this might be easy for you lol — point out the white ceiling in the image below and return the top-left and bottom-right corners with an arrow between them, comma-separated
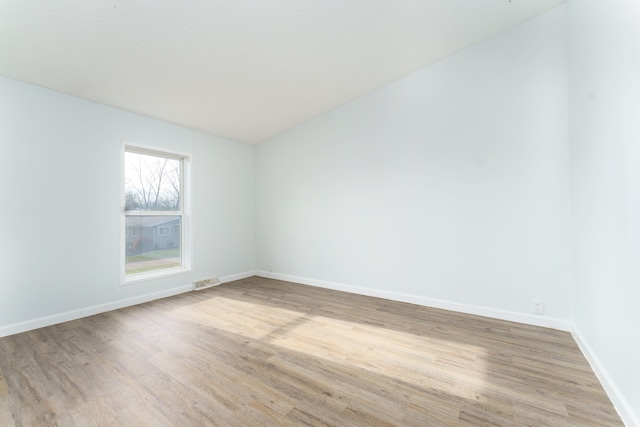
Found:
0,0 -> 564,144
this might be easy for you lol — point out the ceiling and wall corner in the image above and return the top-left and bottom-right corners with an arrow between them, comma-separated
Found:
0,0 -> 564,144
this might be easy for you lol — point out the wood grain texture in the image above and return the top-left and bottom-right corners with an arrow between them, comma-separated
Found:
0,277 -> 623,426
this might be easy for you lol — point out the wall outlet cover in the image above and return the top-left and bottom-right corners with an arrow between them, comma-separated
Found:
532,300 -> 545,315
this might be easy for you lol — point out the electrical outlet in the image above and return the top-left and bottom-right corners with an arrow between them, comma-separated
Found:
269,264 -> 273,272
532,300 -> 545,315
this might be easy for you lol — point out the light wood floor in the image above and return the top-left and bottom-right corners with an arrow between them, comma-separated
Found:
0,276 -> 623,426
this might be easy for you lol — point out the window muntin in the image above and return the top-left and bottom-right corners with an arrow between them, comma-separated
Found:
124,147 -> 188,281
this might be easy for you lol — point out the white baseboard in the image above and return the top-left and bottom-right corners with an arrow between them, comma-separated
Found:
572,325 -> 639,427
0,270 -> 257,339
220,270 -> 257,283
0,284 -> 192,338
256,271 -> 572,331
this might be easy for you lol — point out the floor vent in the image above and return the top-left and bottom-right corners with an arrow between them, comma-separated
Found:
193,277 -> 221,291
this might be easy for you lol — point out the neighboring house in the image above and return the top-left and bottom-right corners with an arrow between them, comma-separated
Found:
125,217 -> 180,254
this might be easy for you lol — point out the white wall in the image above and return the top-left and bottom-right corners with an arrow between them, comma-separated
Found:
568,0 -> 640,424
0,4 -> 636,422
0,76 -> 255,331
256,7 -> 571,324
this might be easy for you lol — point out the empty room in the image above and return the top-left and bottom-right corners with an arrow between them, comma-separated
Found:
0,0 -> 638,426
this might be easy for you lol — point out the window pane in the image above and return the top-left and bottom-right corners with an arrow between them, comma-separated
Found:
125,152 -> 180,211
125,216 -> 181,275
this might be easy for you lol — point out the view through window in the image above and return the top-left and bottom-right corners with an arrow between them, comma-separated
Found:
124,148 -> 186,278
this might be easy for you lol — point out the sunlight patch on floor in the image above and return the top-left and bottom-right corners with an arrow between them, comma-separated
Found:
171,296 -> 309,340
265,313 -> 490,401
171,296 -> 490,401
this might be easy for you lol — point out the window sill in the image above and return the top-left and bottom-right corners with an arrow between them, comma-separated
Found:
123,267 -> 192,285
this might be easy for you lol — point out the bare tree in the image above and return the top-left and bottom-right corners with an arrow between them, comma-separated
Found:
125,154 -> 180,211
158,161 -> 180,210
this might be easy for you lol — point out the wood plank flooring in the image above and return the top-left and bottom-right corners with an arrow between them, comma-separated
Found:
0,276 -> 623,426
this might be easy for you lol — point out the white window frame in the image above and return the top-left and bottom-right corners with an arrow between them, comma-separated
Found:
121,142 -> 191,284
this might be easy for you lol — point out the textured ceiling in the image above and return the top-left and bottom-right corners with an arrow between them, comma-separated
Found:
0,0 -> 564,144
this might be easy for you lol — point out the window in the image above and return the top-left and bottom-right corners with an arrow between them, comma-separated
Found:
123,145 -> 189,281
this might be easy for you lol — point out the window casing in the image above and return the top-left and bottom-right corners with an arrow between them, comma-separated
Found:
123,144 -> 190,283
